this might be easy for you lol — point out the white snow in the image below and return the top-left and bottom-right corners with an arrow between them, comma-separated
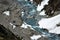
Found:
21,11 -> 24,17
21,22 -> 34,30
30,35 -> 41,40
10,23 -> 16,29
3,11 -> 10,16
37,0 -> 49,11
39,10 -> 46,15
21,22 -> 30,28
37,0 -> 49,16
38,14 -> 60,34
30,0 -> 33,3
49,27 -> 60,34
51,11 -> 54,13
30,0 -> 33,2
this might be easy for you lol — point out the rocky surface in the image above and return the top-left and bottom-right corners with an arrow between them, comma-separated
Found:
0,0 -> 42,40
33,0 -> 60,17
0,24 -> 21,40
0,0 -> 23,27
0,0 -> 60,40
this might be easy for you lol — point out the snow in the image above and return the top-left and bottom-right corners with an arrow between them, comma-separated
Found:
10,23 -> 16,29
30,0 -> 33,3
49,27 -> 60,34
30,35 -> 41,40
3,11 -> 10,16
30,0 -> 33,2
51,11 -> 54,13
38,14 -> 60,34
37,0 -> 49,11
21,11 -> 24,17
39,10 -> 46,15
37,0 -> 49,16
21,22 -> 34,30
21,22 -> 30,28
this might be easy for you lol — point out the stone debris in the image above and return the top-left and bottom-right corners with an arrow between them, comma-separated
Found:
0,0 -> 60,40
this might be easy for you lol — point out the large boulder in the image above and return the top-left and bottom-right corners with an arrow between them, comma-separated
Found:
0,0 -> 23,29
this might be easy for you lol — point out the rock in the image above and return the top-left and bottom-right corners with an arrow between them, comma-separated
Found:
0,0 -> 23,39
0,24 -> 21,40
0,0 -> 23,26
43,0 -> 60,17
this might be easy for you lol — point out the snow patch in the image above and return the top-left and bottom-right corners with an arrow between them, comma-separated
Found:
30,35 -> 41,40
21,11 -> 24,17
3,11 -> 10,16
38,14 -> 60,34
39,10 -> 46,15
49,27 -> 60,34
37,0 -> 49,11
21,22 -> 34,30
10,23 -> 16,29
30,0 -> 33,2
30,0 -> 33,3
